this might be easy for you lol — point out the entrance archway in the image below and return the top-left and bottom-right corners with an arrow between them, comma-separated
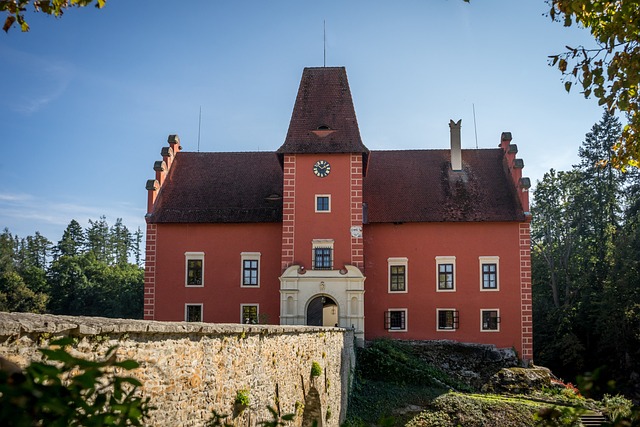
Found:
306,295 -> 338,327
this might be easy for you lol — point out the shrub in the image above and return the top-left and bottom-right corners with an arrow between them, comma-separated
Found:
310,361 -> 322,378
235,389 -> 250,407
0,337 -> 151,426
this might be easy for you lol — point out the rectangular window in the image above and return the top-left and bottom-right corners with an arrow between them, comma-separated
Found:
387,257 -> 408,293
390,266 -> 406,291
438,263 -> 454,290
312,239 -> 334,270
481,310 -> 500,331
313,248 -> 332,270
185,304 -> 202,322
240,252 -> 261,287
241,304 -> 259,324
436,256 -> 456,292
384,309 -> 407,332
437,309 -> 459,331
479,257 -> 500,291
185,252 -> 204,287
315,195 -> 331,212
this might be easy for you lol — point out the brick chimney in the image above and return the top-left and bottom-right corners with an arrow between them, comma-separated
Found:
449,119 -> 462,171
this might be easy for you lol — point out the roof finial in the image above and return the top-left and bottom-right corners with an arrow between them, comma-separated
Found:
323,20 -> 326,67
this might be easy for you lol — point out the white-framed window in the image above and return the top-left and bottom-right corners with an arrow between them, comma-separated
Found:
185,303 -> 203,322
312,239 -> 334,270
388,257 -> 408,293
436,256 -> 456,292
241,252 -> 261,287
436,308 -> 459,331
241,304 -> 259,324
479,256 -> 500,291
185,252 -> 205,287
384,309 -> 407,332
315,194 -> 331,212
481,309 -> 500,332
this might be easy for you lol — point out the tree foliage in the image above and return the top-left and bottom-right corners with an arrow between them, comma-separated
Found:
1,0 -> 105,32
0,217 -> 143,319
532,111 -> 640,397
0,337 -> 151,426
547,0 -> 640,167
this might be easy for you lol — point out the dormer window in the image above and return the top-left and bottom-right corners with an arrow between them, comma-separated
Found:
311,125 -> 336,138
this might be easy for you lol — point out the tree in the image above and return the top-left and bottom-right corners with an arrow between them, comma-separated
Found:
0,0 -> 105,33
0,270 -> 48,313
86,216 -> 111,264
110,218 -> 131,266
56,220 -> 86,258
547,0 -> 640,167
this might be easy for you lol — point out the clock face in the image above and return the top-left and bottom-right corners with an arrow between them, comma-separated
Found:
313,160 -> 331,177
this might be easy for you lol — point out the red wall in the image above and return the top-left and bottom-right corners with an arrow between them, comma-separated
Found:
153,222 -> 282,323
363,221 -> 523,354
290,154 -> 354,269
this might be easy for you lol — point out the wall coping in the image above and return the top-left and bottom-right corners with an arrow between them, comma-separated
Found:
0,312 -> 346,338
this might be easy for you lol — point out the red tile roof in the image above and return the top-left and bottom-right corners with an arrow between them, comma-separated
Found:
147,152 -> 283,223
363,149 -> 524,223
148,148 -> 524,224
277,67 -> 369,156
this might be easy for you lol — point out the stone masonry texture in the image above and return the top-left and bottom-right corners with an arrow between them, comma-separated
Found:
0,313 -> 355,427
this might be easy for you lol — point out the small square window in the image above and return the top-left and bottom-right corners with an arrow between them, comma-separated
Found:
481,310 -> 500,331
241,304 -> 259,324
437,309 -> 459,331
384,309 -> 407,331
313,248 -> 332,270
315,195 -> 331,212
185,304 -> 202,322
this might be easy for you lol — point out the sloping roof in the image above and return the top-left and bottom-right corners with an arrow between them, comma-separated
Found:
277,67 -> 369,155
147,152 -> 283,223
148,148 -> 523,224
363,149 -> 525,223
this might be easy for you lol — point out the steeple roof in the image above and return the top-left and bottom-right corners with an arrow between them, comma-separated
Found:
277,67 -> 369,155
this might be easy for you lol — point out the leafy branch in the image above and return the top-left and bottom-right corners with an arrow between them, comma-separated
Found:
0,0 -> 105,32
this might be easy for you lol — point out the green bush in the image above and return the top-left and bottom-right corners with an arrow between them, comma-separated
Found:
0,337 -> 151,426
235,389 -> 250,407
310,361 -> 322,378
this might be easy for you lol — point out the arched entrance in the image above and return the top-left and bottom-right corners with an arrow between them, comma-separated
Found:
306,295 -> 338,327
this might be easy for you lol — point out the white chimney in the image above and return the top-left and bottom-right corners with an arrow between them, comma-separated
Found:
449,119 -> 462,171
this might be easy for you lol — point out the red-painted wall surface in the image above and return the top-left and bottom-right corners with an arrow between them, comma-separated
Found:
363,221 -> 524,354
288,153 -> 356,269
152,222 -> 282,323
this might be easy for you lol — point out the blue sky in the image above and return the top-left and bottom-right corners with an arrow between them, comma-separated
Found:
0,1 -> 605,242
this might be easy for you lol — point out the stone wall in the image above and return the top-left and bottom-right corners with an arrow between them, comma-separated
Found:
0,313 -> 355,427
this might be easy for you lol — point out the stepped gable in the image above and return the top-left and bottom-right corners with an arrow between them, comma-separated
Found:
147,151 -> 283,223
277,67 -> 369,157
363,149 -> 524,223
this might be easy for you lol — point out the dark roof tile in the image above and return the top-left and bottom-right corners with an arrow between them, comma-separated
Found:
148,152 -> 283,223
277,67 -> 369,155
363,149 -> 524,223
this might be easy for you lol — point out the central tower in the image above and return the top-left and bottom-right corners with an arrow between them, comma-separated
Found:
277,67 -> 368,342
